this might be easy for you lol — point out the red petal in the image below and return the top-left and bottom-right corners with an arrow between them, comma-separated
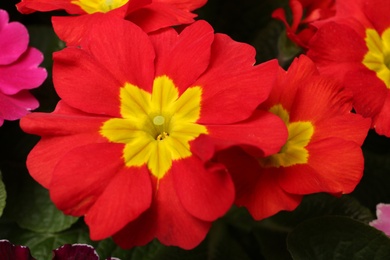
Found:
362,0 -> 390,34
289,74 -> 353,123
206,110 -> 288,157
151,20 -> 214,93
53,48 -> 122,116
127,2 -> 197,33
20,102 -> 106,187
196,35 -> 278,124
156,0 -> 206,11
49,143 -> 126,216
345,67 -> 387,120
113,173 -> 211,249
85,165 -> 152,240
278,138 -> 364,194
313,114 -> 371,145
217,147 -> 302,220
261,55 -> 319,111
172,156 -> 234,221
374,92 -> 390,137
16,0 -> 84,14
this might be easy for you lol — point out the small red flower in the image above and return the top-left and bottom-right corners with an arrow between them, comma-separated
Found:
216,55 -> 370,220
307,0 -> 390,137
16,0 -> 206,37
20,17 -> 287,249
272,0 -> 335,48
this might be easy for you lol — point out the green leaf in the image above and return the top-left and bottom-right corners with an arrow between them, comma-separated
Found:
271,193 -> 374,230
0,172 -> 7,217
287,216 -> 390,260
5,175 -> 78,233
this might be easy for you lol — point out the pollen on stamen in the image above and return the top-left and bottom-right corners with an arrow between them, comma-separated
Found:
153,115 -> 165,126
156,132 -> 169,141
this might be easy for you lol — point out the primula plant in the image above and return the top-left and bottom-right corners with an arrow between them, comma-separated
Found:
2,0 -> 390,259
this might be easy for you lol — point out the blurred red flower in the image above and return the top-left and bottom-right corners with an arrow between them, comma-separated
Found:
272,0 -> 335,48
16,0 -> 206,42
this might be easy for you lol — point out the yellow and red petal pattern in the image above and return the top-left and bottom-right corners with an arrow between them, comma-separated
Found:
307,12 -> 390,136
278,138 -> 364,195
22,17 -> 287,248
50,143 -> 152,238
217,55 -> 369,220
53,21 -> 155,116
113,172 -> 211,249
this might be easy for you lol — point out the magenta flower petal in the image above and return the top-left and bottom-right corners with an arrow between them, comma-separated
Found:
0,9 -> 46,125
0,90 -> 39,126
370,203 -> 390,236
0,10 -> 29,65
0,240 -> 35,260
0,47 -> 47,95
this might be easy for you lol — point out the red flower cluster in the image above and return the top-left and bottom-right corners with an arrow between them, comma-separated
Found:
18,0 -> 372,250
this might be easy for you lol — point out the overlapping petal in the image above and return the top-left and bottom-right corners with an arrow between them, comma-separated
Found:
22,17 -> 287,249
218,56 -> 369,221
307,2 -> 390,136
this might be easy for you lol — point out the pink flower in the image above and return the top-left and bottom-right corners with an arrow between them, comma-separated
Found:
370,203 -> 390,236
0,9 -> 47,126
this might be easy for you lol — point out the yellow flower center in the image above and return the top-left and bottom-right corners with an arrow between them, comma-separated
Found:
259,104 -> 314,168
363,28 -> 390,88
100,75 -> 208,179
71,0 -> 128,13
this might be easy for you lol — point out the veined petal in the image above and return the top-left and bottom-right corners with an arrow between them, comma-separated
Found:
85,165 -> 152,240
196,34 -> 278,124
216,147 -> 302,220
152,20 -> 214,93
314,114 -> 371,145
126,2 -> 197,33
79,16 -> 155,91
113,173 -> 211,249
278,138 -> 364,194
16,0 -> 84,14
53,48 -> 122,117
50,143 -> 126,216
172,156 -> 234,221
206,110 -> 288,157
